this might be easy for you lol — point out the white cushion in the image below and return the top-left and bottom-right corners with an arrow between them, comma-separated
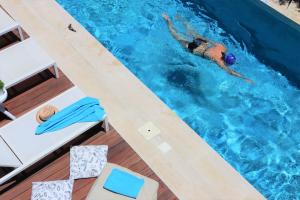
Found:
0,136 -> 21,167
0,87 -> 98,164
70,145 -> 108,180
31,179 -> 74,200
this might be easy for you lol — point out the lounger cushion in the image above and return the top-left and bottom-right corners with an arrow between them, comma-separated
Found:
103,168 -> 145,198
0,87 -> 99,165
86,163 -> 159,200
0,38 -> 56,88
31,179 -> 74,200
70,145 -> 108,180
0,136 -> 21,167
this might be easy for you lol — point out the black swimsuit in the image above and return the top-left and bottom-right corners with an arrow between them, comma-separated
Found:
188,38 -> 207,52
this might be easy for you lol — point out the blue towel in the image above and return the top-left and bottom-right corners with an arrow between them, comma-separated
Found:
35,97 -> 105,135
103,168 -> 145,199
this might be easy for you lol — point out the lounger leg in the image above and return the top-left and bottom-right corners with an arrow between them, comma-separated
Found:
0,169 -> 18,185
103,117 -> 109,132
17,26 -> 24,41
0,176 -> 7,185
3,110 -> 16,120
53,64 -> 60,79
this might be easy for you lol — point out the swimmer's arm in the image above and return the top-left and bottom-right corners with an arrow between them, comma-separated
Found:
216,60 -> 254,84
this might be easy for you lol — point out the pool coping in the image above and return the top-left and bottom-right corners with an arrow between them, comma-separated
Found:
261,0 -> 300,25
0,0 -> 265,199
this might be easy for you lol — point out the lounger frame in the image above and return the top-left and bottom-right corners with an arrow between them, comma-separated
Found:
0,87 -> 109,185
0,38 -> 59,89
0,8 -> 24,41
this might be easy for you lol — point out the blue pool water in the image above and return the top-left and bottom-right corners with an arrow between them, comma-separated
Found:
57,0 -> 300,199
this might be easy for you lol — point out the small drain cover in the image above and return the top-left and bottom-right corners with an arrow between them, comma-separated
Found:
138,122 -> 160,140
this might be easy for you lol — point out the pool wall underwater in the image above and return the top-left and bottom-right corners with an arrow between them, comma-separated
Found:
182,0 -> 300,87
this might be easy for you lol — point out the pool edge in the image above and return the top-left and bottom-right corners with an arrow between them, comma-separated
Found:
261,0 -> 300,25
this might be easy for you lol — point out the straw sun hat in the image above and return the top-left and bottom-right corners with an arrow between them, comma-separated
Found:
36,105 -> 58,124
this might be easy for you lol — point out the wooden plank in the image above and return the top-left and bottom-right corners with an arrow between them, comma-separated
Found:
0,31 -> 20,50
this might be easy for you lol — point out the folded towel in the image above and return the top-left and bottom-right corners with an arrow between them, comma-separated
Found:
103,168 -> 145,199
35,97 -> 105,135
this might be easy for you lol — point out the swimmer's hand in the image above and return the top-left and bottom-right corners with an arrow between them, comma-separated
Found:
244,78 -> 255,84
162,13 -> 171,22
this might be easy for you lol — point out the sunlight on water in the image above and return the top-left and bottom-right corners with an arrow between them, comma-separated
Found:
58,0 -> 300,198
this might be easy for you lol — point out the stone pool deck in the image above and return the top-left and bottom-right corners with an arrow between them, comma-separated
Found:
0,0 -> 265,199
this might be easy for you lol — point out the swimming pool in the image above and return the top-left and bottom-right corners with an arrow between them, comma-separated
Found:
57,0 -> 300,199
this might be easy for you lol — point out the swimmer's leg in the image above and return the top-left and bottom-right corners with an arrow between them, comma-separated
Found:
176,14 -> 210,43
163,14 -> 189,48
175,15 -> 201,37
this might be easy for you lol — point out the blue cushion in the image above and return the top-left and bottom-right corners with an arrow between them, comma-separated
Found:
103,168 -> 145,199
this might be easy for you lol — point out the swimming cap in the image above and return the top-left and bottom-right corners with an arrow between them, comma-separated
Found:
224,53 -> 236,65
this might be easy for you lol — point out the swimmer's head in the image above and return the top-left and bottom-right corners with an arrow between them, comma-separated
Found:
224,53 -> 236,66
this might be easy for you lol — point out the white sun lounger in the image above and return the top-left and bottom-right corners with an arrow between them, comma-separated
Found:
0,136 -> 21,168
0,86 -> 109,185
0,8 -> 24,40
0,38 -> 59,89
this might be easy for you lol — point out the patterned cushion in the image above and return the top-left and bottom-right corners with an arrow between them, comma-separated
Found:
70,145 -> 108,180
31,179 -> 74,200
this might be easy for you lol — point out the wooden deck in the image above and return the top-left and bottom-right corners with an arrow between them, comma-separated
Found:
0,50 -> 177,199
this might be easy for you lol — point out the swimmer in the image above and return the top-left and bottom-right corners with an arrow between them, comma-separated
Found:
162,14 -> 253,84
